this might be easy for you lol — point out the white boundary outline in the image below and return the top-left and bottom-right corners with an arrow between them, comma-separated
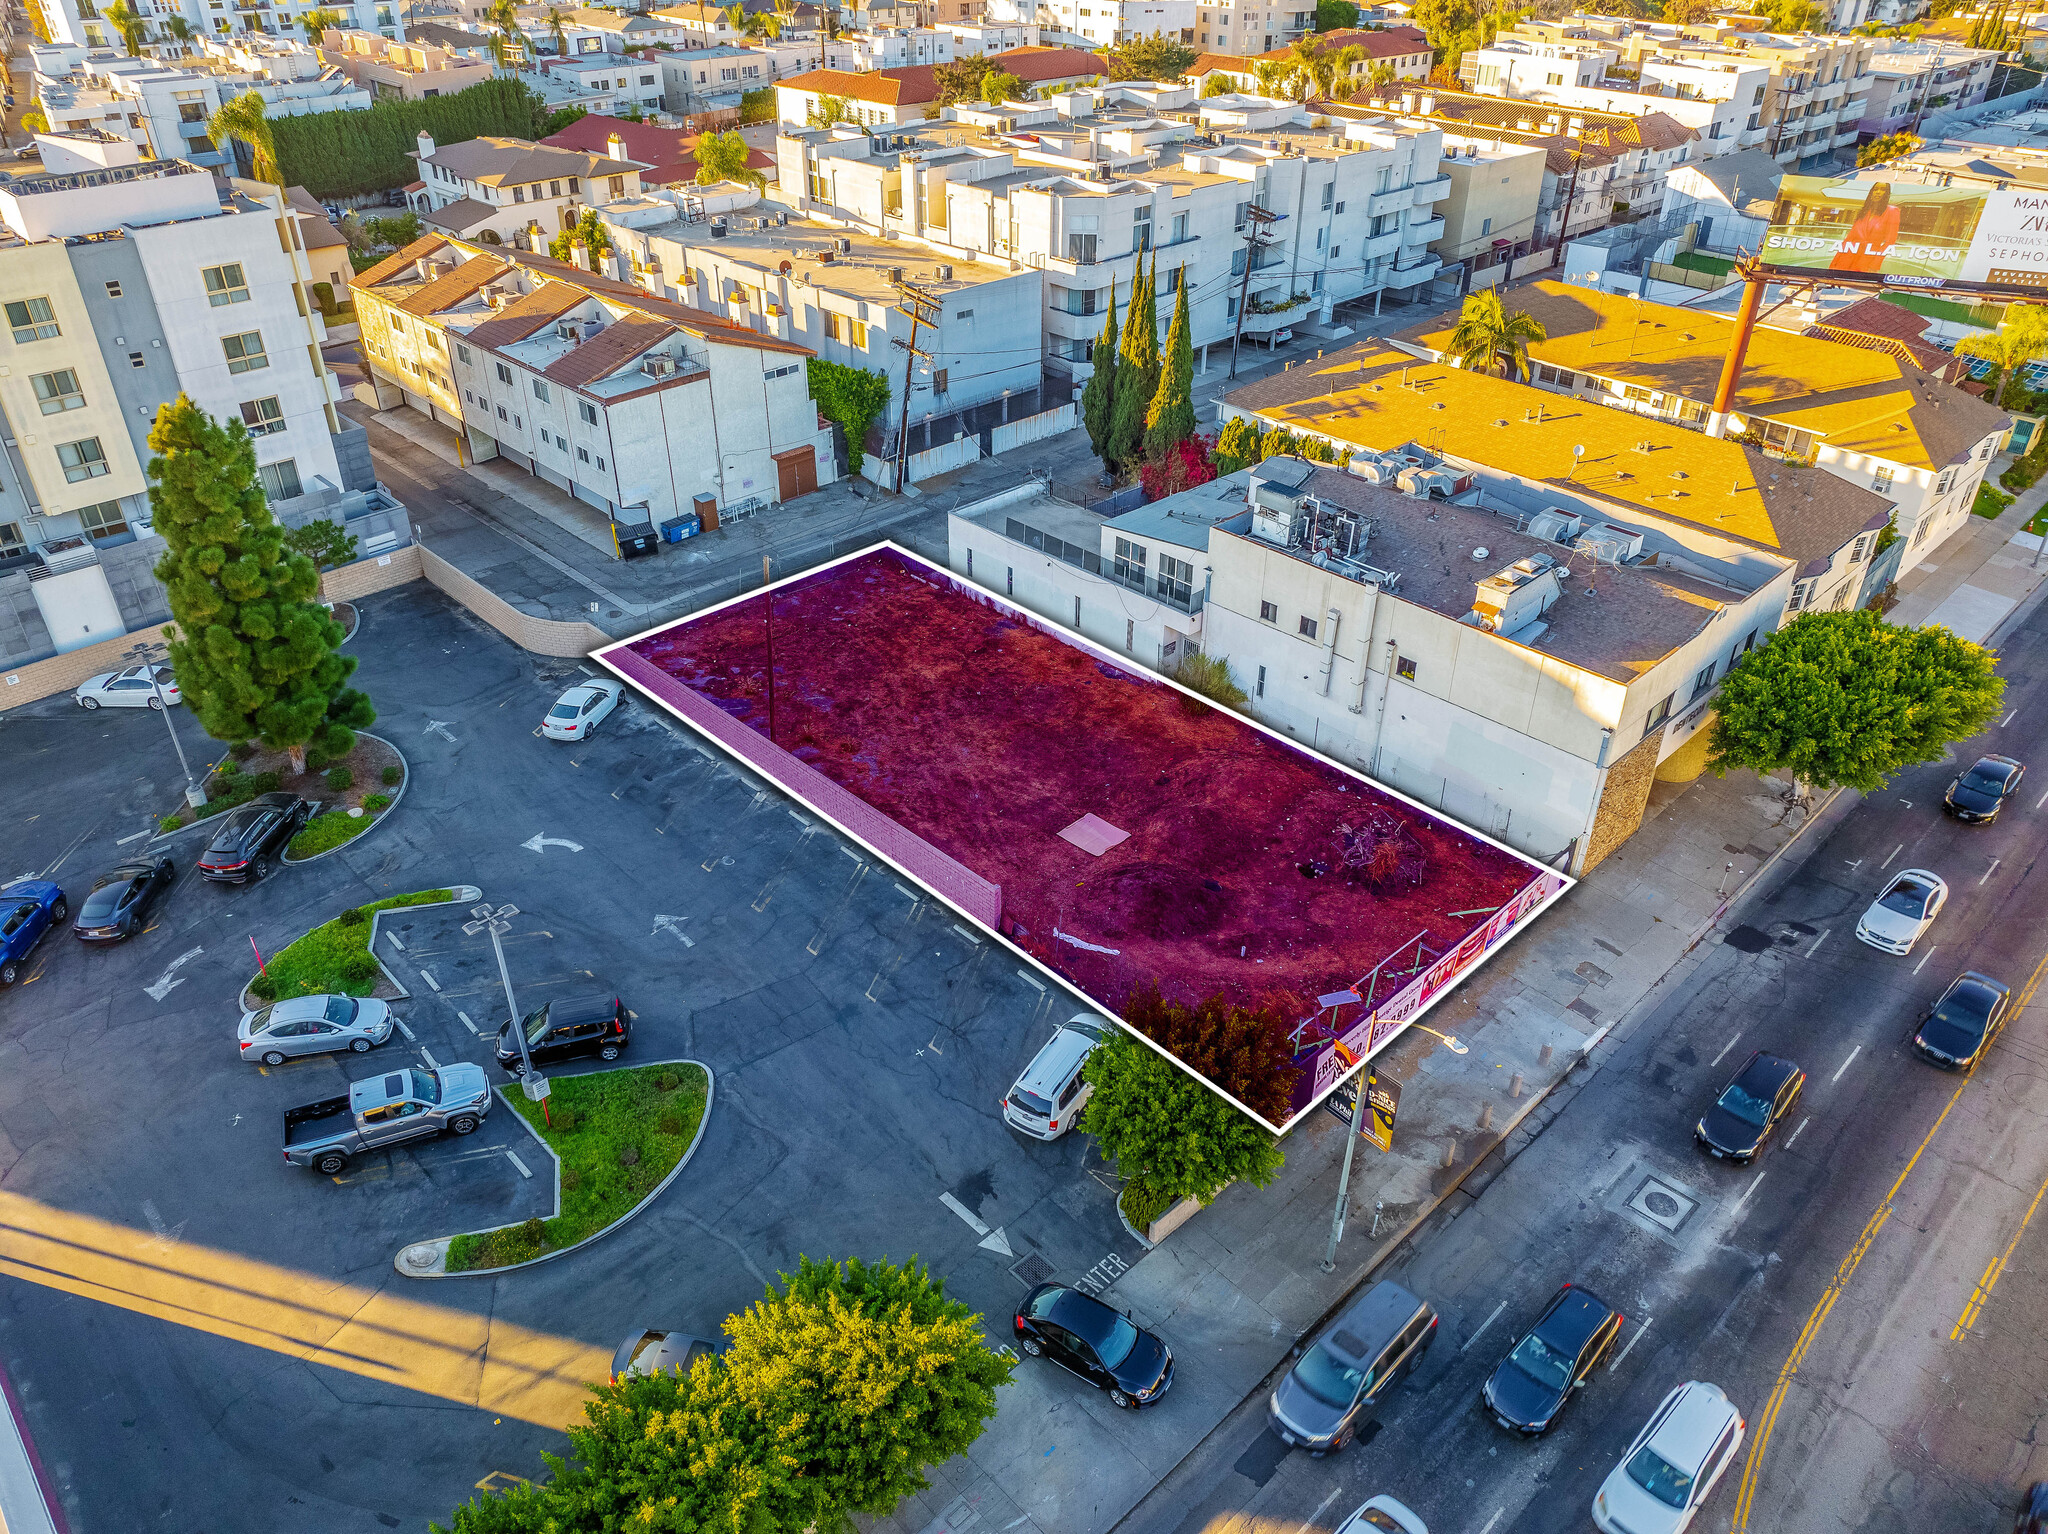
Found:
592,539 -> 1575,1136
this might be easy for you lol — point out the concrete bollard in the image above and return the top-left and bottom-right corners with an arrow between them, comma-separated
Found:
1510,1071 -> 1524,1098
1441,1138 -> 1456,1168
1539,1042 -> 1555,1067
1478,1102 -> 1494,1132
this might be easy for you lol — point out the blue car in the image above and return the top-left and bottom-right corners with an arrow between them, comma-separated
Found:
0,879 -> 67,985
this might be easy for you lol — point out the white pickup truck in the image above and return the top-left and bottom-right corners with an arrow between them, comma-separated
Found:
282,1065 -> 492,1176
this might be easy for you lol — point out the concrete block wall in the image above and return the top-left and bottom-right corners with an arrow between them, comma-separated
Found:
0,621 -> 183,708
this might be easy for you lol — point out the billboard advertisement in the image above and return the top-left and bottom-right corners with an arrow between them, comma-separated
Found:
1760,175 -> 2048,292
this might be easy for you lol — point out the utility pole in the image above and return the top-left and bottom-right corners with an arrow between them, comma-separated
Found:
1228,203 -> 1280,380
463,903 -> 549,1122
1550,132 -> 1586,254
891,275 -> 939,491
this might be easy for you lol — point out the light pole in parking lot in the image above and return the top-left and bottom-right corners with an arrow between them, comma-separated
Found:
124,639 -> 205,809
464,902 -> 548,1119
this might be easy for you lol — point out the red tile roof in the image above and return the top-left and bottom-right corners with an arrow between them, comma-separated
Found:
540,113 -> 774,185
542,311 -> 681,386
396,252 -> 510,316
349,234 -> 452,291
464,284 -> 585,348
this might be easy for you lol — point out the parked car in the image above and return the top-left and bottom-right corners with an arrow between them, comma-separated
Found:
541,678 -> 623,741
1854,869 -> 1947,955
71,857 -> 174,942
1012,1282 -> 1173,1410
1481,1283 -> 1625,1435
0,879 -> 66,985
240,993 -> 394,1065
611,1331 -> 723,1382
1593,1381 -> 1745,1534
1269,1280 -> 1437,1454
282,1065 -> 491,1175
1335,1498 -> 1428,1534
2017,1481 -> 2048,1534
1695,1052 -> 1805,1162
74,664 -> 180,710
1912,970 -> 2012,1070
1945,754 -> 2025,824
1002,1013 -> 1110,1140
493,991 -> 628,1074
197,792 -> 313,883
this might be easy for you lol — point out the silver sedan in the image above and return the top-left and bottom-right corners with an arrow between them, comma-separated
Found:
238,993 -> 394,1065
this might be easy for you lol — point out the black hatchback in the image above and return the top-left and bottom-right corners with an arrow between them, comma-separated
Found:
1913,971 -> 2012,1070
72,856 -> 174,942
1481,1283 -> 1624,1435
494,991 -> 629,1073
197,793 -> 312,883
1945,754 -> 2025,824
1014,1282 -> 1173,1410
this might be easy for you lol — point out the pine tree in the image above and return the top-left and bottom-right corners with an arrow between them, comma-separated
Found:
150,395 -> 373,774
1144,269 -> 1196,461
1080,276 -> 1120,462
1107,256 -> 1161,471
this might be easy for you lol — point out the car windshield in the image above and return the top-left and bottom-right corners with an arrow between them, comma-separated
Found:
1931,990 -> 1993,1036
1624,1445 -> 1694,1509
324,995 -> 358,1025
410,1069 -> 440,1104
1010,1087 -> 1054,1116
1716,1079 -> 1774,1128
1964,765 -> 2010,794
1292,1340 -> 1367,1408
1507,1330 -> 1575,1391
521,1003 -> 553,1044
1096,1312 -> 1140,1370
247,1007 -> 274,1033
1878,881 -> 1931,918
548,702 -> 581,719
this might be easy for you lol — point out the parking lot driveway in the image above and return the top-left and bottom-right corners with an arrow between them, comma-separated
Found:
0,582 -> 1134,1534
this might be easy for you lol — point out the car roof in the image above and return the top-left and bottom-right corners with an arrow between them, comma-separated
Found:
1977,754 -> 2023,771
349,1069 -> 422,1109
266,995 -> 335,1021
1533,1285 -> 1616,1350
0,879 -> 57,901
1648,1383 -> 1737,1467
1731,1052 -> 1798,1093
1044,1285 -> 1124,1349
1017,1024 -> 1097,1091
1326,1280 -> 1425,1361
549,992 -> 617,1021
98,861 -> 158,881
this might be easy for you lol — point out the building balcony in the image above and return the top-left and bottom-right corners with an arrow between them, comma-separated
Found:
1386,253 -> 1441,287
1405,214 -> 1445,244
1364,228 -> 1404,261
1045,307 -> 1101,342
1238,293 -> 1312,336
1366,183 -> 1412,217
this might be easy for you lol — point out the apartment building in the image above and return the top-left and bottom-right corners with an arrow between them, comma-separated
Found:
36,0 -> 403,51
530,52 -> 668,117
823,28 -> 957,70
599,191 -> 1043,426
552,8 -> 693,53
1429,134 -> 1547,290
410,131 -> 645,244
1390,281 -> 2007,585
1037,0 -> 1195,50
648,45 -> 760,118
0,144 -> 369,670
1859,40 -> 2002,138
775,47 -> 1110,127
1189,26 -> 1431,89
317,29 -> 495,99
351,233 -> 837,526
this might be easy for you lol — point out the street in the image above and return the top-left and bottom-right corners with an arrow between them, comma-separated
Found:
1121,600 -> 2048,1534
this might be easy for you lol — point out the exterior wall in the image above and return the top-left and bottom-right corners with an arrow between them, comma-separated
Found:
1433,138 -> 1545,274
775,85 -> 927,127
1580,728 -> 1660,872
65,236 -> 183,483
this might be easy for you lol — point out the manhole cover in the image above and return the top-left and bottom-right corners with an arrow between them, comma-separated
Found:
1010,1253 -> 1056,1288
1628,1175 -> 1699,1233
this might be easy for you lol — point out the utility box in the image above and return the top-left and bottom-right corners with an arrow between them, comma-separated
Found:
694,493 -> 720,532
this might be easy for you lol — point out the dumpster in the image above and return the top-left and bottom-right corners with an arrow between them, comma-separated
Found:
661,513 -> 702,543
618,528 -> 660,560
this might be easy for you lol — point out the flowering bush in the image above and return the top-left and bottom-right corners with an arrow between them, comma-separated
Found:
1141,434 -> 1219,500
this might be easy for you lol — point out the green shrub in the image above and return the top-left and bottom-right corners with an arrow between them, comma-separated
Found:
159,813 -> 184,832
310,280 -> 335,314
656,1069 -> 680,1091
340,951 -> 382,983
337,906 -> 367,927
248,972 -> 279,1001
256,889 -> 449,999
289,811 -> 374,859
230,741 -> 258,761
325,765 -> 354,792
1975,483 -> 2015,519
551,1107 -> 580,1133
250,770 -> 281,793
362,793 -> 391,812
269,79 -> 547,199
1120,1178 -> 1174,1233
381,764 -> 402,786
305,752 -> 329,774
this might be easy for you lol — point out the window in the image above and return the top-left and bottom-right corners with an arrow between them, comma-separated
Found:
1113,536 -> 1146,585
549,180 -> 561,197
258,458 -> 302,501
32,369 -> 83,414
1172,212 -> 1188,242
577,446 -> 590,463
1533,363 -> 1575,389
1396,656 -> 1417,681
1643,692 -> 1673,737
6,297 -> 59,343
178,100 -> 206,123
609,175 -> 625,197
532,379 -> 550,402
222,331 -> 267,373
128,351 -> 145,369
103,280 -> 122,299
825,311 -> 844,342
57,437 -> 109,482
513,185 -> 525,203
239,397 -> 285,436
640,73 -> 655,85
497,405 -> 508,421
78,499 -> 127,538
203,263 -> 249,306
1298,615 -> 1318,640
1067,233 -> 1097,263
1936,468 -> 1955,495
850,321 -> 868,351
0,521 -> 22,558
1255,664 -> 1266,698
1259,599 -> 1277,622
455,343 -> 472,365
568,178 -> 580,195
1849,532 -> 1873,564
1690,661 -> 1716,700
932,367 -> 949,394
1156,552 -> 1193,606
496,362 -> 513,384
578,400 -> 598,424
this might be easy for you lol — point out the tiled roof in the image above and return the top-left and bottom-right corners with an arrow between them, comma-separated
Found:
396,252 -> 509,316
349,234 -> 451,290
542,311 -> 681,386
462,283 -> 585,348
778,66 -> 934,105
420,135 -> 641,186
540,112 -> 774,183
421,196 -> 497,233
993,46 -> 1110,82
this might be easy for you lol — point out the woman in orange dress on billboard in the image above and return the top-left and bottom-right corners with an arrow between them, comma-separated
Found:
1829,183 -> 1900,273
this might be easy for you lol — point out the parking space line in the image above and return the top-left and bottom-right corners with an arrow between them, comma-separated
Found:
116,829 -> 150,846
1015,969 -> 1045,991
1785,1117 -> 1810,1150
506,1151 -> 532,1179
1609,1315 -> 1653,1373
950,923 -> 982,945
1982,858 -> 2002,886
1806,929 -> 1831,959
387,932 -> 406,951
1711,1032 -> 1742,1068
1475,1512 -> 1505,1534
458,1011 -> 478,1034
1832,1044 -> 1861,1084
420,1047 -> 439,1070
1882,843 -> 1904,870
395,1021 -> 416,1042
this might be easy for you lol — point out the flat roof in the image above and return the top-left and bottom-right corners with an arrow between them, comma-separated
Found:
598,545 -> 1564,1132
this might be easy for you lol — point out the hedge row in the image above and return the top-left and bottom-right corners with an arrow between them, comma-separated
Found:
271,79 -> 546,199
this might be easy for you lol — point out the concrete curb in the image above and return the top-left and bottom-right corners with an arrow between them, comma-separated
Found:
281,730 -> 410,866
393,1058 -> 715,1279
237,885 -> 481,1018
332,600 -> 360,650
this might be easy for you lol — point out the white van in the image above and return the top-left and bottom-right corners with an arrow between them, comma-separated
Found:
1002,1014 -> 1111,1140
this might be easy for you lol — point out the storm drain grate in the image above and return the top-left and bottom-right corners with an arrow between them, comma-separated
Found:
1010,1253 -> 1056,1288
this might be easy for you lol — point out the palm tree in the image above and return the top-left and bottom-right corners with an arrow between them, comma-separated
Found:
1956,306 -> 2048,409
1446,290 -> 1548,381
102,0 -> 147,56
1285,35 -> 1324,97
1324,43 -> 1364,98
1252,59 -> 1292,98
164,14 -> 192,54
484,0 -> 524,68
209,91 -> 280,183
694,128 -> 765,190
544,5 -> 569,56
300,7 -> 344,44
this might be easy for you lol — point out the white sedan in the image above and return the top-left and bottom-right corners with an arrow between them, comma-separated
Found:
541,678 -> 623,741
75,664 -> 180,710
1336,1495 -> 1427,1534
1854,868 -> 1948,955
1594,1381 -> 1745,1534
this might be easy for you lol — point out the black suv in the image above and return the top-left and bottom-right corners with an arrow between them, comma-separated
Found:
495,992 -> 629,1073
198,793 -> 313,883
1481,1283 -> 1624,1435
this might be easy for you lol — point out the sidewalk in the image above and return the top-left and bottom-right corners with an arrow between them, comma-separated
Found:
862,453 -> 2048,1534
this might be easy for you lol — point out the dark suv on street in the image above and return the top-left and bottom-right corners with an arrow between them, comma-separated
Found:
198,793 -> 313,883
495,992 -> 629,1073
1269,1280 -> 1437,1454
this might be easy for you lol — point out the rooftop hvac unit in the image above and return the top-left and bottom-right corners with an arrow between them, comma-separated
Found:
889,265 -> 904,283
557,320 -> 584,342
642,354 -> 677,377
1574,521 -> 1645,562
1396,466 -> 1463,500
1527,506 -> 1586,542
838,237 -> 852,253
936,263 -> 952,279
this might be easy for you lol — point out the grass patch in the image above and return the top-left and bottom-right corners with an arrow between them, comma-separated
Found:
2027,507 -> 2048,537
288,809 -> 384,859
253,889 -> 452,1001
1671,250 -> 1734,278
446,1064 -> 710,1272
1119,1178 -> 1174,1234
1975,483 -> 2015,519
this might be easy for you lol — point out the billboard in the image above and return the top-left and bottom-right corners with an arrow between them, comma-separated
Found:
1759,174 -> 2048,292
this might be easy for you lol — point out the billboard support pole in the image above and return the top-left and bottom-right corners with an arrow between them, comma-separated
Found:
1707,267 -> 1766,441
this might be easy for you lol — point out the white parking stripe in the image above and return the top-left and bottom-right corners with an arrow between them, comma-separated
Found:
1711,1032 -> 1742,1068
1609,1315 -> 1653,1373
419,1047 -> 439,1070
116,829 -> 150,846
1460,1299 -> 1509,1354
395,1020 -> 416,1041
1731,1171 -> 1767,1218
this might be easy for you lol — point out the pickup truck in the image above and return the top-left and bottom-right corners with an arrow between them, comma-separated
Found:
283,1064 -> 493,1176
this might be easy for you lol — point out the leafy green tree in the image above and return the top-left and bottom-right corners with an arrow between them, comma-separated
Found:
807,92 -> 856,126
1447,289 -> 1547,380
1144,271 -> 1195,460
1080,276 -> 1120,461
1100,33 -> 1198,81
299,7 -> 344,43
210,91 -> 280,184
934,53 -> 996,104
1082,1022 -> 1288,1215
1857,130 -> 1922,166
694,127 -> 764,190
1314,0 -> 1360,30
102,0 -> 147,56
17,108 -> 45,134
807,358 -> 891,475
1107,256 -> 1159,470
1957,305 -> 2048,408
1708,609 -> 2004,794
540,102 -> 587,135
981,69 -> 1027,102
1213,414 -> 1261,473
150,396 -> 373,774
1413,0 -> 1476,50
282,519 -> 359,595
1200,71 -> 1238,98
1751,0 -> 1825,30
548,207 -> 612,263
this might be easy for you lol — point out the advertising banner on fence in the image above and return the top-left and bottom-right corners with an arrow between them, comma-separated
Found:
1760,174 -> 2048,292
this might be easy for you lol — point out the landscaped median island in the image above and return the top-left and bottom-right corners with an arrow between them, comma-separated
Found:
155,733 -> 408,861
249,889 -> 453,1003
443,1062 -> 711,1273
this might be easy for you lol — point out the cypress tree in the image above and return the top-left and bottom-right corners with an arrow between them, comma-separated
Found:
1080,276 -> 1120,462
150,395 -> 374,773
1107,257 -> 1160,471
1144,268 -> 1196,460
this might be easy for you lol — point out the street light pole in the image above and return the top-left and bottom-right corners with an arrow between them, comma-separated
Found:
1319,1071 -> 1369,1274
126,640 -> 205,809
464,903 -> 541,1101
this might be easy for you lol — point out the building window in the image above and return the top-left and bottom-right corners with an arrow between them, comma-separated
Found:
239,397 -> 286,436
1849,532 -> 1872,564
850,321 -> 869,351
457,344 -> 472,365
609,175 -> 625,197
203,262 -> 250,306
1298,614 -> 1318,640
32,369 -> 83,414
57,437 -> 109,482
1396,656 -> 1417,681
78,499 -> 127,539
259,459 -> 302,501
0,521 -> 20,558
1935,468 -> 1954,495
222,331 -> 267,373
1256,664 -> 1266,698
1786,578 -> 1810,613
513,185 -> 526,203
6,297 -> 59,343
577,446 -> 590,463
1690,661 -> 1715,700
496,362 -> 513,384
578,400 -> 598,424
104,280 -> 122,299
1643,692 -> 1673,738
568,178 -> 580,195
1113,536 -> 1146,585
1259,599 -> 1277,622
128,351 -> 145,369
1156,553 -> 1193,606
534,379 -> 550,402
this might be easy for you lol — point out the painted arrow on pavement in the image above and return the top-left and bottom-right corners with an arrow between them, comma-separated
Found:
651,915 -> 695,947
521,834 -> 584,854
144,946 -> 203,1002
424,720 -> 457,744
939,1192 -> 1014,1258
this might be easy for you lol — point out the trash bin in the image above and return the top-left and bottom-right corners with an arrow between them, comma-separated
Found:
660,514 -> 701,544
618,528 -> 660,560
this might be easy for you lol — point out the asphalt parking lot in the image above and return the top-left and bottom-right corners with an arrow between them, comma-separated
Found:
0,584 -> 1135,1534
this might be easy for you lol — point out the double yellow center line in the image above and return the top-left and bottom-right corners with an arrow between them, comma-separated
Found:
1731,937 -> 2048,1532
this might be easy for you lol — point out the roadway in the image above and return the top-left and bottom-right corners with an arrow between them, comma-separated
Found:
1121,596 -> 2048,1534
